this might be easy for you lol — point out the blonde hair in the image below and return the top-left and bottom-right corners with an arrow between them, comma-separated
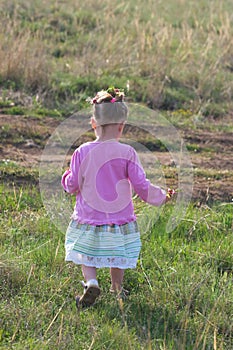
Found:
93,102 -> 128,126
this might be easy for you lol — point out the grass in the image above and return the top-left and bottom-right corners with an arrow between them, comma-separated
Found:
0,0 -> 232,115
194,168 -> 233,181
0,160 -> 38,185
0,182 -> 233,349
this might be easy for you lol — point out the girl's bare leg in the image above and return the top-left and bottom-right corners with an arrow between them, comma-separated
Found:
82,265 -> 97,282
110,268 -> 124,292
77,265 -> 100,308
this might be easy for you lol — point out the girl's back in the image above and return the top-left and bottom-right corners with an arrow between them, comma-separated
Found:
65,140 -> 140,225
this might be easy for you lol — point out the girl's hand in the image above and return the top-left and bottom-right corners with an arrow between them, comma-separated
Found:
166,188 -> 176,202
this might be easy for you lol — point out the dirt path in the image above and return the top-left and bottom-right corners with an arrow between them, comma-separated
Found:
0,114 -> 232,203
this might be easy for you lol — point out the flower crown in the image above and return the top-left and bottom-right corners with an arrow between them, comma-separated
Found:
87,87 -> 125,105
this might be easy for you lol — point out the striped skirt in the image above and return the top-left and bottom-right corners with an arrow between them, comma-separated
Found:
65,220 -> 141,269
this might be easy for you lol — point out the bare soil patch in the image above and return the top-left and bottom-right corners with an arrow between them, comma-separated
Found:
0,114 -> 232,203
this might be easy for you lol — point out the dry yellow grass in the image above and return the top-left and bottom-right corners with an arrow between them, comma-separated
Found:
0,0 -> 232,112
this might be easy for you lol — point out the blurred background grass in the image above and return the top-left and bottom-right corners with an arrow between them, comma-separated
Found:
0,0 -> 232,116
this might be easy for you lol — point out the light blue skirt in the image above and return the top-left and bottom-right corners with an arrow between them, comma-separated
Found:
65,220 -> 141,268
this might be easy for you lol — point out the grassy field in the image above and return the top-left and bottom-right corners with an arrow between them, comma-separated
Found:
0,0 -> 233,349
0,182 -> 233,349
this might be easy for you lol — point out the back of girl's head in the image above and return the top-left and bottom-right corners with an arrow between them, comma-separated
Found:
94,102 -> 128,126
90,88 -> 128,126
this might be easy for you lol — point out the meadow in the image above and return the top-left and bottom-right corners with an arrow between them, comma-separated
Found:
1,183 -> 233,349
0,0 -> 233,349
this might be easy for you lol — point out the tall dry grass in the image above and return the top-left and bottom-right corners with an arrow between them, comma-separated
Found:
0,18 -> 50,91
0,0 -> 232,111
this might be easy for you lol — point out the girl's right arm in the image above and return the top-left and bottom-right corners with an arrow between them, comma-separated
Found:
61,149 -> 80,194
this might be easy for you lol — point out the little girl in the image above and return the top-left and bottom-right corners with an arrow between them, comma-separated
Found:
61,87 -> 172,308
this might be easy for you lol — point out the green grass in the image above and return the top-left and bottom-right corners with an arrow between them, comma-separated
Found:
0,183 -> 232,349
194,168 -> 233,180
0,106 -> 62,118
0,160 -> 38,185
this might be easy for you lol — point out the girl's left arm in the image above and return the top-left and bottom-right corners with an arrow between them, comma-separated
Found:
61,149 -> 80,194
128,148 -> 167,206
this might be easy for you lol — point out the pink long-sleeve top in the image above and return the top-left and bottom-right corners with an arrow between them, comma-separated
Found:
61,140 -> 166,225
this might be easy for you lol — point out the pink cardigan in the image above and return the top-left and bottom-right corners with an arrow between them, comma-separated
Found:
61,141 -> 166,225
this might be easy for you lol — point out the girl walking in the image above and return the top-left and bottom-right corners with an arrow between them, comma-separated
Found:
61,87 -> 172,308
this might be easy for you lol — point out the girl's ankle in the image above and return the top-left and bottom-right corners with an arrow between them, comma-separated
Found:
86,279 -> 99,287
110,285 -> 122,293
